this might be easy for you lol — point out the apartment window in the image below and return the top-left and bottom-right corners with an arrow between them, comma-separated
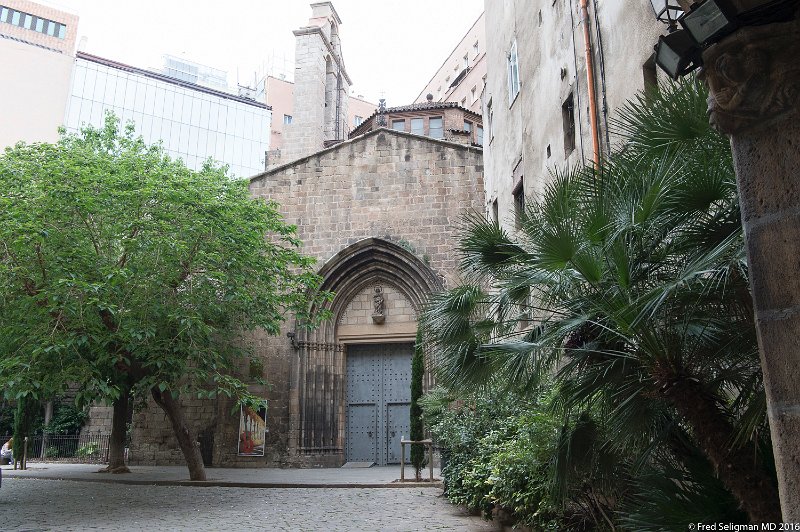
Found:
392,119 -> 406,131
513,177 -> 525,228
486,98 -> 493,141
429,117 -> 443,139
513,158 -> 524,228
283,114 -> 293,124
562,93 -> 576,156
461,97 -> 467,108
354,115 -> 363,127
437,86 -> 442,98
507,40 -> 520,104
471,86 -> 477,103
463,54 -> 469,70
445,76 -> 450,86
476,126 -> 484,146
411,117 -> 424,136
491,199 -> 499,225
643,55 -> 659,94
464,120 -> 472,134
473,41 -> 479,58
0,6 -> 68,39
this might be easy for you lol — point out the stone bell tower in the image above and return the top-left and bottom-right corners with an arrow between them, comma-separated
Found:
281,2 -> 352,164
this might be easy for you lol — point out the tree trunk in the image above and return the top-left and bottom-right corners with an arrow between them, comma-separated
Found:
100,387 -> 131,473
666,378 -> 781,523
40,401 -> 53,460
150,386 -> 206,481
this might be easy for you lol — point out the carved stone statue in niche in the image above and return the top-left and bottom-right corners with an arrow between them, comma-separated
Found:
372,286 -> 385,324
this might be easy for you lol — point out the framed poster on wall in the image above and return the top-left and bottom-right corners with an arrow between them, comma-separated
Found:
238,401 -> 267,456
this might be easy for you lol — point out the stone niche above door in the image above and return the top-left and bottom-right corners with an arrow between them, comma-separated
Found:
337,282 -> 417,344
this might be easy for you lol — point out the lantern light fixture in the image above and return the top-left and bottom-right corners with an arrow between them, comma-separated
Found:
654,30 -> 702,79
679,0 -> 739,45
650,0 -> 686,28
650,0 -> 800,80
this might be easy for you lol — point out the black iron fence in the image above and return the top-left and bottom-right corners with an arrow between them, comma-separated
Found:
0,432 -> 110,464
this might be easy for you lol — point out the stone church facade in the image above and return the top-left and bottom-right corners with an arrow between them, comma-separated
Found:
128,2 -> 483,468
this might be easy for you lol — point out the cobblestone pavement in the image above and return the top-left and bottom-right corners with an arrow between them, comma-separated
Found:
0,478 -> 502,531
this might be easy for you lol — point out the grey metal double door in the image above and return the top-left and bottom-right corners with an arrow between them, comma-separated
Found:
345,343 -> 413,465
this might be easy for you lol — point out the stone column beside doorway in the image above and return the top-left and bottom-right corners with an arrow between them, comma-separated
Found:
703,15 -> 800,519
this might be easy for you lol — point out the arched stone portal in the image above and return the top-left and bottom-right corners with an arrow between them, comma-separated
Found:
288,238 -> 442,465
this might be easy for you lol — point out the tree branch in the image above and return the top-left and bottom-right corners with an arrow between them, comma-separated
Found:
117,226 -> 140,269
172,236 -> 204,290
77,208 -> 101,255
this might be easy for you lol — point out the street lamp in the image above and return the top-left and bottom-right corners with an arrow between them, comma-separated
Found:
651,0 -> 799,79
654,30 -> 701,79
650,0 -> 686,28
680,0 -> 738,44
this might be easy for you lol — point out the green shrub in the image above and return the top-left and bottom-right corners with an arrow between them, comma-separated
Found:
44,445 -> 60,458
422,388 -> 563,528
45,403 -> 88,435
76,442 -> 100,457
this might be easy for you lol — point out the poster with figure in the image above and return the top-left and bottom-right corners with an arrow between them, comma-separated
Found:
238,401 -> 267,456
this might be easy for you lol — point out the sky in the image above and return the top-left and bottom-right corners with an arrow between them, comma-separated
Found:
45,0 -> 485,105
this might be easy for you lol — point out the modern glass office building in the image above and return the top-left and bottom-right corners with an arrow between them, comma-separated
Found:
65,52 -> 272,178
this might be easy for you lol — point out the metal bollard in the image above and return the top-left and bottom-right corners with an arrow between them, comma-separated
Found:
22,436 -> 28,470
429,443 -> 434,481
400,437 -> 405,481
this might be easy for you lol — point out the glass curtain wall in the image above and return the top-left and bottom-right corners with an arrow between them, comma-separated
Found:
65,58 -> 271,178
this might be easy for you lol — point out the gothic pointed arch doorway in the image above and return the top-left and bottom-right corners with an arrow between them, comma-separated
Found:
289,238 -> 442,466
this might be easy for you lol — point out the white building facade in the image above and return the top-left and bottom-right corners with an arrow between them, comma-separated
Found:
482,0 -> 664,229
65,52 -> 272,178
0,0 -> 78,149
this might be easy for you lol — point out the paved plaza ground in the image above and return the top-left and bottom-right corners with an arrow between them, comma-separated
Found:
0,464 -> 502,531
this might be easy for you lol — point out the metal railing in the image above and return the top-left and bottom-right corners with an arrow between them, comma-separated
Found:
1,432 -> 110,464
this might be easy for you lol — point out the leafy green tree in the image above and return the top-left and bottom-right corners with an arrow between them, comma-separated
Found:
420,79 -> 780,523
410,329 -> 425,480
0,114 -> 329,480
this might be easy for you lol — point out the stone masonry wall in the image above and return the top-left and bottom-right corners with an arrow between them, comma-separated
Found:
129,129 -> 482,468
252,128 -> 483,284
252,129 -> 483,466
340,284 -> 416,327
80,405 -> 113,436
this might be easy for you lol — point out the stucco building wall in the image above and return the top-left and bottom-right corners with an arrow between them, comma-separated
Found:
482,0 -> 663,229
0,0 -> 77,149
414,12 -> 485,114
0,37 -> 73,149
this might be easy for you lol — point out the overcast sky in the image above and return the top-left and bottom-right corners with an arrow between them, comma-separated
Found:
45,0 -> 484,105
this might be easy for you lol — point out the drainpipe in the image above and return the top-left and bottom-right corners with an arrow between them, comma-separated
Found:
568,0 -> 586,163
579,0 -> 601,166
591,0 -> 611,153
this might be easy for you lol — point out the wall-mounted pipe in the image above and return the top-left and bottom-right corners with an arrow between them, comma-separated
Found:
592,0 -> 611,153
568,0 -> 586,163
579,0 -> 601,166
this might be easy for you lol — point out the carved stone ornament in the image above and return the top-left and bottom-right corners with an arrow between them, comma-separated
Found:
376,98 -> 387,127
372,285 -> 385,324
702,15 -> 800,136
